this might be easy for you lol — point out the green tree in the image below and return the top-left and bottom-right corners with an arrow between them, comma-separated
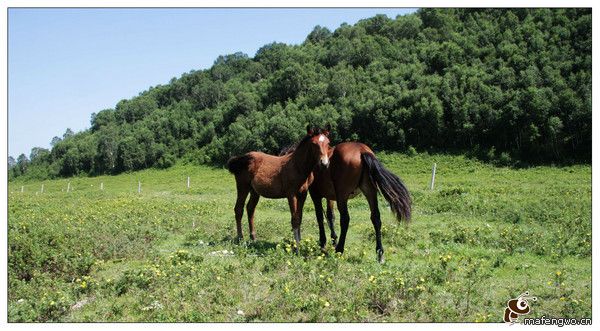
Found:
10,9 -> 591,180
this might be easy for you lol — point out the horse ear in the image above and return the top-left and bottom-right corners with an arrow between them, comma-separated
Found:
322,123 -> 331,136
306,124 -> 314,135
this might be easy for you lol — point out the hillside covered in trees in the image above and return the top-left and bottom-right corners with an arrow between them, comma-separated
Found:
9,8 -> 592,180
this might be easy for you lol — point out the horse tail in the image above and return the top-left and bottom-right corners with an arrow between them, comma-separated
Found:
227,154 -> 253,175
360,153 -> 412,223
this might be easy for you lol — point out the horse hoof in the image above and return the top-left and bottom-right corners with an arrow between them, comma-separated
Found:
250,234 -> 257,241
377,250 -> 384,264
331,239 -> 337,247
235,236 -> 243,244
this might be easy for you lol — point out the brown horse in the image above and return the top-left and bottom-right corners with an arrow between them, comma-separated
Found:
282,142 -> 412,263
227,126 -> 331,248
278,144 -> 338,246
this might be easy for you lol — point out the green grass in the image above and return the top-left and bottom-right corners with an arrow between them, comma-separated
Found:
8,153 -> 591,322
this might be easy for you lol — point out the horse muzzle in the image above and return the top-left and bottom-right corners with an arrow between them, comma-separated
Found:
319,156 -> 330,170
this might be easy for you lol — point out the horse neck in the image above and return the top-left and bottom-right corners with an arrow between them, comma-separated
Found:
288,140 -> 317,179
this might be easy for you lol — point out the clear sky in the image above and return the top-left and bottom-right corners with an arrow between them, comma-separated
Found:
8,8 -> 417,158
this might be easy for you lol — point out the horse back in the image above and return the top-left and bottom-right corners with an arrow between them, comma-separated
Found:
334,142 -> 374,158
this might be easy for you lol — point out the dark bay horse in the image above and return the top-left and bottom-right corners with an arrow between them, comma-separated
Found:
278,144 -> 338,246
282,142 -> 412,263
227,126 -> 331,248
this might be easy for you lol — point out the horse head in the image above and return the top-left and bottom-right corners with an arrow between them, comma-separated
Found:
305,124 -> 331,170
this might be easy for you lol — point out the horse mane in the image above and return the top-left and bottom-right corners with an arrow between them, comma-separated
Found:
278,143 -> 297,156
279,128 -> 328,156
278,134 -> 313,156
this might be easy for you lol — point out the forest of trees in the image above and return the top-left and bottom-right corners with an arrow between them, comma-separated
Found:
9,8 -> 592,180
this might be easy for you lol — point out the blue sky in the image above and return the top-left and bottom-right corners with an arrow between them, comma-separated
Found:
8,8 -> 417,158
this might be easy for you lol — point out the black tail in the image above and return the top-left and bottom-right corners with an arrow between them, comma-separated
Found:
227,154 -> 253,175
361,153 -> 412,223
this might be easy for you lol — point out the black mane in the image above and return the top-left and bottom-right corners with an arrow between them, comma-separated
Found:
278,143 -> 297,156
279,127 -> 328,156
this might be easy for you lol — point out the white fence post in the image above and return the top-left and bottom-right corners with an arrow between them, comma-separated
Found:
138,181 -> 141,194
41,184 -> 44,193
67,182 -> 71,193
100,182 -> 104,190
429,163 -> 437,190
187,176 -> 190,189
21,186 -> 24,193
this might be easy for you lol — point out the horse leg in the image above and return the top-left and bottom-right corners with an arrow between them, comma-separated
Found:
234,181 -> 250,241
361,180 -> 384,263
310,191 -> 327,250
246,190 -> 260,241
288,192 -> 307,253
296,191 -> 307,243
326,200 -> 338,246
335,198 -> 350,254
288,195 -> 300,252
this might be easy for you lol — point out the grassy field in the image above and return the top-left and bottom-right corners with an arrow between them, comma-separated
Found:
8,153 -> 591,322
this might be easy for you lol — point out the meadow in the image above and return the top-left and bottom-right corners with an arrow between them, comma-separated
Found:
7,153 -> 591,322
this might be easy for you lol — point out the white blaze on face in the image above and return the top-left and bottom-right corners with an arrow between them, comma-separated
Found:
317,135 -> 329,166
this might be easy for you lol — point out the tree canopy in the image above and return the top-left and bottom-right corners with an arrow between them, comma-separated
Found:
10,9 -> 591,180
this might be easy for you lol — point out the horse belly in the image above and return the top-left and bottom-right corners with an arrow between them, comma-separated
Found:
314,172 -> 360,200
251,179 -> 285,199
320,187 -> 359,201
249,159 -> 287,198
348,189 -> 361,199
